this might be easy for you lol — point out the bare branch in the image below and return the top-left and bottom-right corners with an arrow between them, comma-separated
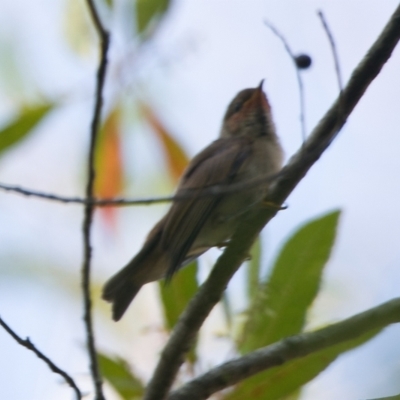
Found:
0,182 -> 174,206
0,316 -> 82,400
82,1 -> 109,399
0,171 -> 282,207
264,20 -> 307,143
169,297 -> 400,399
318,10 -> 344,93
143,5 -> 400,400
317,10 -> 346,132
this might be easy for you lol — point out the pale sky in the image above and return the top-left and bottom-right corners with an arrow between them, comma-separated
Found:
0,1 -> 400,399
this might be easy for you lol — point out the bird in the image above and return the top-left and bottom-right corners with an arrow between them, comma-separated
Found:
102,81 -> 284,321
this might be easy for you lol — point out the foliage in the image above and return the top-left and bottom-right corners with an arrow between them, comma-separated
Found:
98,353 -> 144,399
0,1 -> 396,399
159,260 -> 198,331
140,102 -> 189,184
0,104 -> 53,157
135,0 -> 171,36
95,107 -> 125,227
239,211 -> 340,353
100,210 -> 384,399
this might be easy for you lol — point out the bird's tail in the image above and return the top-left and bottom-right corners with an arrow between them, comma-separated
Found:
102,261 -> 143,321
102,224 -> 164,321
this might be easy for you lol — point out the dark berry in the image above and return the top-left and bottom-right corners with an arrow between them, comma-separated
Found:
295,54 -> 312,69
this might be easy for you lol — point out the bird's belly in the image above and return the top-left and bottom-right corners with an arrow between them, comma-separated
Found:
189,189 -> 263,252
187,137 -> 283,258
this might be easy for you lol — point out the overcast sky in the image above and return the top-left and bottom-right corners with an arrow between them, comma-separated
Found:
0,1 -> 400,399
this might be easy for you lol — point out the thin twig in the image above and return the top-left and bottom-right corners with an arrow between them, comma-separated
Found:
317,10 -> 346,132
318,10 -> 344,93
0,182 -> 173,206
0,171 -> 282,207
264,20 -> 307,143
168,297 -> 400,400
0,317 -> 82,400
82,1 -> 109,399
144,5 -> 400,400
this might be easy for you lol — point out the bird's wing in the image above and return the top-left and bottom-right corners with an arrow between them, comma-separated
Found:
161,137 -> 252,279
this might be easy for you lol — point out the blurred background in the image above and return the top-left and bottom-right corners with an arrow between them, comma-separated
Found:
0,0 -> 400,399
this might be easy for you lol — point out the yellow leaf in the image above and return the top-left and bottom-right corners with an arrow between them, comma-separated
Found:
63,0 -> 95,57
140,102 -> 189,183
95,108 -> 124,228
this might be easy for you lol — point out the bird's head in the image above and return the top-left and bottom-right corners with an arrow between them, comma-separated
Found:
220,80 -> 275,139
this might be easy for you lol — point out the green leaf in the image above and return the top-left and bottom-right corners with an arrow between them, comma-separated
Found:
239,210 -> 341,354
159,261 -> 198,363
135,0 -> 170,35
368,395 -> 400,400
0,104 -> 53,157
222,292 -> 233,331
247,236 -> 262,302
98,352 -> 144,399
159,260 -> 198,330
278,389 -> 301,400
225,329 -> 381,400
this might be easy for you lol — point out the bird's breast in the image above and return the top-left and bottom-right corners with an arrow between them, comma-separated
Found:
191,136 -> 283,250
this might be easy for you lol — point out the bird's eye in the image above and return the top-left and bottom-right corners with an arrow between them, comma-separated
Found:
232,101 -> 243,114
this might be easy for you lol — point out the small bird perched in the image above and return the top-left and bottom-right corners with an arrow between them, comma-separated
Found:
103,81 -> 284,321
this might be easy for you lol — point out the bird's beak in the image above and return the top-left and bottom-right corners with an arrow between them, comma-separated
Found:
255,79 -> 270,112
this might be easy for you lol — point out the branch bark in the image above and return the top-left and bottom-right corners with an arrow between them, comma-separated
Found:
143,4 -> 400,400
82,1 -> 110,399
168,298 -> 400,400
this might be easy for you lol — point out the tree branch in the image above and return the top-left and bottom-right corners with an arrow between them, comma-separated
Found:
82,1 -> 109,399
168,298 -> 400,400
0,317 -> 82,400
143,5 -> 400,400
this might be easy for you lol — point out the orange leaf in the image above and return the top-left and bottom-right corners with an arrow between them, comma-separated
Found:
95,107 -> 124,228
140,103 -> 189,183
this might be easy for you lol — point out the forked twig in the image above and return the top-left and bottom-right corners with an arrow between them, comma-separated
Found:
0,317 -> 82,400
